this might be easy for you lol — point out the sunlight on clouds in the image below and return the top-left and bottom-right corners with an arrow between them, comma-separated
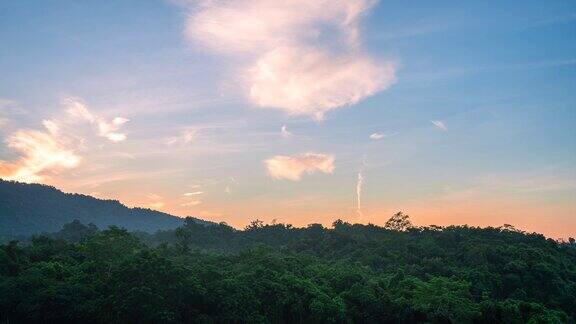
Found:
0,97 -> 131,183
141,193 -> 166,210
0,130 -> 81,183
264,152 -> 334,181
42,120 -> 60,135
186,0 -> 368,53
183,191 -> 203,196
185,0 -> 395,119
145,202 -> 165,210
249,46 -> 393,120
64,98 -> 129,142
98,117 -> 130,142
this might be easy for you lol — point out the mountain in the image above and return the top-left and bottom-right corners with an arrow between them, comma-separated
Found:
0,179 -> 208,236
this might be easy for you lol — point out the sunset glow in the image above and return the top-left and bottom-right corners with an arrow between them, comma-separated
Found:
1,0 -> 575,239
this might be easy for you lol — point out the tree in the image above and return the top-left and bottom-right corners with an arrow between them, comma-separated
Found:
384,212 -> 413,231
245,219 -> 264,231
174,227 -> 192,252
56,220 -> 98,242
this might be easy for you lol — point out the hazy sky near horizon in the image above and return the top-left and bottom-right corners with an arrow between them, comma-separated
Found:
1,0 -> 575,238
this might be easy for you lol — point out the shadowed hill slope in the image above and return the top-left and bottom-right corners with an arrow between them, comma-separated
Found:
0,179 -> 209,236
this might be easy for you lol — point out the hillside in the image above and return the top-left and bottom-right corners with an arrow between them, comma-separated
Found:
0,180 -> 208,236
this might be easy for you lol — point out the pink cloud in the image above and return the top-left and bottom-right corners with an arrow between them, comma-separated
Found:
264,152 -> 335,181
249,46 -> 394,120
65,98 -> 129,142
185,0 -> 395,119
0,130 -> 81,183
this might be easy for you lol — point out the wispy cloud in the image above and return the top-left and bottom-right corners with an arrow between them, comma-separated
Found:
181,200 -> 202,207
64,97 -> 129,142
0,118 -> 8,129
147,193 -> 163,200
476,173 -> 576,193
184,0 -> 396,120
225,176 -> 238,194
183,191 -> 203,196
280,125 -> 292,138
145,202 -> 165,210
372,20 -> 454,41
166,129 -> 196,146
0,98 -> 27,115
264,152 -> 334,181
369,132 -> 386,140
142,193 -> 165,210
0,99 -> 27,131
431,120 -> 447,131
523,13 -> 576,29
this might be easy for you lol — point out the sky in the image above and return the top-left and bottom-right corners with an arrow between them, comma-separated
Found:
0,0 -> 575,238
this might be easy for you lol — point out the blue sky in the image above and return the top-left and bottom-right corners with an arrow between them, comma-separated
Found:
1,0 -> 575,237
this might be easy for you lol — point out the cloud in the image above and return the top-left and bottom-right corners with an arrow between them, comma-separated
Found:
185,0 -> 396,120
98,117 -> 129,142
225,176 -> 238,194
0,98 -> 27,115
264,152 -> 334,181
369,132 -> 385,140
431,120 -> 447,131
0,97 -> 130,183
145,202 -> 165,210
181,200 -> 202,207
0,99 -> 27,130
142,193 -> 165,210
64,98 -> 129,142
249,46 -> 394,120
166,129 -> 196,146
0,130 -> 81,183
147,193 -> 163,200
280,125 -> 292,138
42,120 -> 60,135
183,191 -> 203,196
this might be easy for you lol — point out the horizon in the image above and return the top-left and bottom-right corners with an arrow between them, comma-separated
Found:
1,0 -> 575,239
0,178 -> 570,241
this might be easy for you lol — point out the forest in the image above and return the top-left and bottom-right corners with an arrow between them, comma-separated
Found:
1,214 -> 575,323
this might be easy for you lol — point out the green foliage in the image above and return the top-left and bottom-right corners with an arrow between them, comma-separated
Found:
1,216 -> 575,323
384,211 -> 413,231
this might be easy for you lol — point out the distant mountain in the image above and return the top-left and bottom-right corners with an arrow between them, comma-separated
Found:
0,179 -> 209,236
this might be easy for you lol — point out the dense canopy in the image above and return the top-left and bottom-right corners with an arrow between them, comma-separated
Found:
1,216 -> 575,323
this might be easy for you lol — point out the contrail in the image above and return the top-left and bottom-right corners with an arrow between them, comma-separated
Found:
356,170 -> 365,219
356,156 -> 368,220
